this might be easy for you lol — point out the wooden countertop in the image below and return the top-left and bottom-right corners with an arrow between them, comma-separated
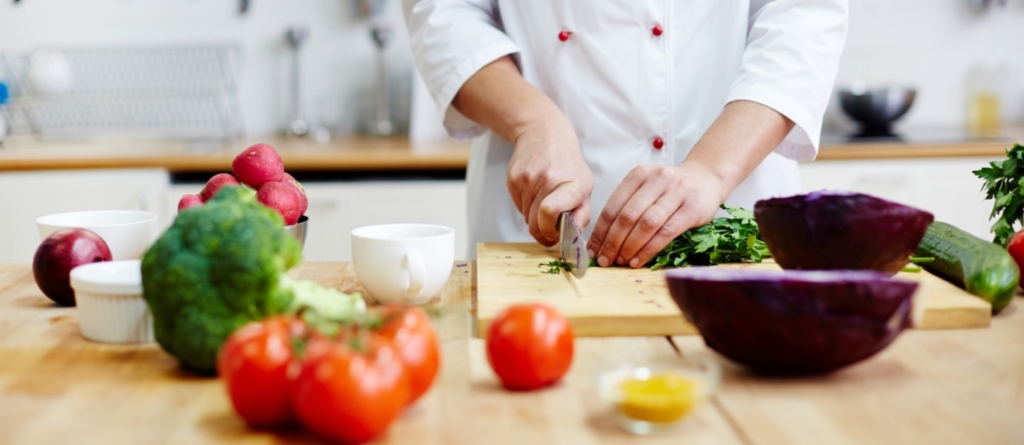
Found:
0,261 -> 1021,444
815,138 -> 1016,161
0,130 -> 1022,172
0,136 -> 473,173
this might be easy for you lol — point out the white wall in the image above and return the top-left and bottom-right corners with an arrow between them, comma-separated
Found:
827,0 -> 1024,131
0,0 -> 413,137
1,0 -> 1021,136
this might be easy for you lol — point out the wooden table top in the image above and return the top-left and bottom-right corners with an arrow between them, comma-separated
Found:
0,131 -> 1022,173
0,136 -> 472,173
0,261 -> 1021,444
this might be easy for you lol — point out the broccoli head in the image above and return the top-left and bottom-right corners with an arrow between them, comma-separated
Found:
142,185 -> 301,373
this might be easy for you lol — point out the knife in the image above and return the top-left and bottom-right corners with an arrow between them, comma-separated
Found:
559,211 -> 589,278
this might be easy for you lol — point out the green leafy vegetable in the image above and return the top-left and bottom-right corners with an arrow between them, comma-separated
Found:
973,143 -> 1024,246
540,205 -> 767,273
539,260 -> 567,274
647,205 -> 770,270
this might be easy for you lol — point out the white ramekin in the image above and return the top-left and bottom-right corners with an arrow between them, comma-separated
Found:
70,260 -> 154,344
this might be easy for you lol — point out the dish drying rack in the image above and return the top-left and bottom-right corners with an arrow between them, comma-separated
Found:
0,45 -> 244,140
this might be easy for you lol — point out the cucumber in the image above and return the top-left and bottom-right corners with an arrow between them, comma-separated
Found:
914,221 -> 1019,313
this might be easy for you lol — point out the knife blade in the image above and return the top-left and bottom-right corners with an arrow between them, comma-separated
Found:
559,211 -> 589,278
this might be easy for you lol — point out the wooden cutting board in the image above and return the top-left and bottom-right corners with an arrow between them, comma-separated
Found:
475,243 -> 992,337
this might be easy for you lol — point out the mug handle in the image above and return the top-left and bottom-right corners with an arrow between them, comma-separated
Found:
404,250 -> 425,300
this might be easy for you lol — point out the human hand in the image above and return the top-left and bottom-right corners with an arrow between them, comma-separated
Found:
586,162 -> 726,268
507,117 -> 594,246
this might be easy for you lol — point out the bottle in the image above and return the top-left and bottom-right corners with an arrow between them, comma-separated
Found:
965,64 -> 1007,136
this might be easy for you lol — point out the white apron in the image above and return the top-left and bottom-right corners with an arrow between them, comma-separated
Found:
404,0 -> 849,258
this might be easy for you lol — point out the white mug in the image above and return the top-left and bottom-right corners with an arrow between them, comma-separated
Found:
351,224 -> 455,305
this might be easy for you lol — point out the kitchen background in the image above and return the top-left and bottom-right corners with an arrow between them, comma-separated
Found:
0,0 -> 1022,263
2,0 -> 1022,135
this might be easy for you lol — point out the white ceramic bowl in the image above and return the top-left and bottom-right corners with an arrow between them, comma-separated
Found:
70,260 -> 154,344
37,210 -> 158,260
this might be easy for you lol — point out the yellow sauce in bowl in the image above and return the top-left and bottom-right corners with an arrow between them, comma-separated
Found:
617,372 -> 699,423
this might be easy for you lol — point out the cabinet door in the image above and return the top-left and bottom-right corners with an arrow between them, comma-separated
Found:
800,157 -> 998,239
164,180 -> 468,262
0,168 -> 169,262
301,181 -> 468,262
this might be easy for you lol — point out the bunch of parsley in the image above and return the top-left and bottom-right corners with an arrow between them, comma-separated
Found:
973,143 -> 1024,246
647,204 -> 770,270
538,205 -> 769,273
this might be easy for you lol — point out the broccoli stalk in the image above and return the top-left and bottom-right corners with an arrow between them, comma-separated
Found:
281,274 -> 366,322
141,186 -> 364,374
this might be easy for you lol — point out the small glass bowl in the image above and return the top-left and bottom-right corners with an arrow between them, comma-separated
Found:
596,352 -> 721,435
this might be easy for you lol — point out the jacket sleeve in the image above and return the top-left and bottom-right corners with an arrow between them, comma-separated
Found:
725,0 -> 848,161
403,0 -> 521,139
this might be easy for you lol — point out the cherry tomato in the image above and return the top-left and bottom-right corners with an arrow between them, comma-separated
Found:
376,306 -> 441,405
292,334 -> 410,444
486,303 -> 574,391
217,315 -> 305,428
1007,230 -> 1024,272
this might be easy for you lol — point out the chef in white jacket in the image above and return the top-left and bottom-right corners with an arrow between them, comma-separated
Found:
404,1 -> 848,267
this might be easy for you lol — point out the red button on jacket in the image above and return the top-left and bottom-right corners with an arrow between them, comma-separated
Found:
652,25 -> 663,36
653,137 -> 664,149
558,31 -> 571,41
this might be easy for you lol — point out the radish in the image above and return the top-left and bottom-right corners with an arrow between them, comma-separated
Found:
200,173 -> 240,201
282,172 -> 308,217
257,182 -> 304,225
178,194 -> 204,212
232,143 -> 284,188
282,172 -> 305,194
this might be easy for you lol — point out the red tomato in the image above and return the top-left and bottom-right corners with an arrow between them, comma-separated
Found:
376,306 -> 441,405
292,334 -> 410,444
1008,230 -> 1024,271
217,315 -> 305,428
486,303 -> 574,391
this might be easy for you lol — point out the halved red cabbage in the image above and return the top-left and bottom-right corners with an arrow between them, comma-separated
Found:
754,191 -> 934,275
666,267 -> 917,375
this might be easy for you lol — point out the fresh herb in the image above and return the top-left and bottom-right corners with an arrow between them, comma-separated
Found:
900,256 -> 932,273
647,205 -> 770,270
539,260 -> 568,274
973,143 -> 1024,246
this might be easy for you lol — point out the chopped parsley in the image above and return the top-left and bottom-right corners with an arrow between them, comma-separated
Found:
647,205 -> 770,270
537,205 -> 770,273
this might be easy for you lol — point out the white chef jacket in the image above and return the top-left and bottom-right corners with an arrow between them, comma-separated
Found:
404,0 -> 848,258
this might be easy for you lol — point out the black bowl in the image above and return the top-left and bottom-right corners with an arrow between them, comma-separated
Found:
666,268 -> 917,375
839,86 -> 916,136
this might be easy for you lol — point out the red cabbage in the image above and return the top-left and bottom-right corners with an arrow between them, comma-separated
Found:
666,267 -> 917,375
754,191 -> 934,275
